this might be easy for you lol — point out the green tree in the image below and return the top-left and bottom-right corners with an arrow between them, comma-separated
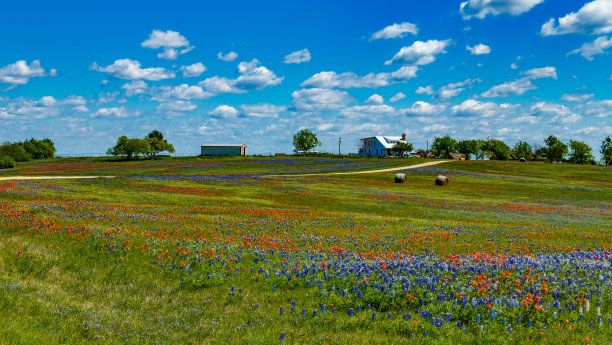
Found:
0,142 -> 30,162
0,155 -> 15,169
391,141 -> 414,156
431,135 -> 456,159
129,138 -> 152,159
601,136 -> 612,166
544,135 -> 568,163
474,139 -> 489,160
19,138 -> 55,159
293,129 -> 321,153
107,136 -> 129,158
512,141 -> 532,161
483,138 -> 511,161
456,140 -> 480,160
146,130 -> 175,159
567,140 -> 593,165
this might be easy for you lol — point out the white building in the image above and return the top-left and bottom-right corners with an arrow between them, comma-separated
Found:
358,134 -> 408,157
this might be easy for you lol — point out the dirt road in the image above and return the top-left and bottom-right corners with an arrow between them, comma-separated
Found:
274,160 -> 451,177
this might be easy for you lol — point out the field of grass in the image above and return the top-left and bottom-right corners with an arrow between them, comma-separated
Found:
0,157 -> 610,344
0,156 -> 423,177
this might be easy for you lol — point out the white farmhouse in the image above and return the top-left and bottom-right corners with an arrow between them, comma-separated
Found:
358,134 -> 408,157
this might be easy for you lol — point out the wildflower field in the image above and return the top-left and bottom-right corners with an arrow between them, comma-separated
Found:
0,157 -> 610,344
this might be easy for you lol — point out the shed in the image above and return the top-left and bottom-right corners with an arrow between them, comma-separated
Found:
201,144 -> 247,156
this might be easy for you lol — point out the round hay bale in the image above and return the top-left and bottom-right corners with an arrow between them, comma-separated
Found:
395,173 -> 406,183
435,175 -> 448,186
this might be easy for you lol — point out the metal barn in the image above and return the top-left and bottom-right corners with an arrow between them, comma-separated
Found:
200,144 -> 247,156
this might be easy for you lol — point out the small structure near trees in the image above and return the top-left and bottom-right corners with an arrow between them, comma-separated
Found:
201,144 -> 247,156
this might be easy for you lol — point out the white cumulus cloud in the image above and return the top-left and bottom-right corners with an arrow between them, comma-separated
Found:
284,49 -> 311,64
530,101 -> 583,124
415,85 -> 434,95
523,66 -> 557,79
92,106 -> 140,118
385,39 -> 451,65
209,105 -> 239,118
481,66 -> 557,98
541,0 -> 612,36
577,99 -> 612,118
240,104 -> 287,118
301,66 -> 418,89
451,99 -> 515,117
217,51 -> 238,62
561,93 -> 594,102
92,59 -> 175,80
423,123 -> 452,133
438,79 -> 481,99
199,77 -> 244,94
370,22 -> 418,40
291,88 -> 354,112
389,92 -> 406,103
141,29 -> 194,60
568,36 -> 612,60
198,59 -> 282,95
402,101 -> 445,116
339,104 -> 397,119
180,62 -> 207,77
0,60 -> 56,89
234,59 -> 283,90
466,43 -> 491,55
460,0 -> 545,19
121,80 -> 149,97
151,84 -> 214,101
365,94 -> 384,105
156,100 -> 197,112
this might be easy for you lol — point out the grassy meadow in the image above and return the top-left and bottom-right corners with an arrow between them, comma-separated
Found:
0,157 -> 611,344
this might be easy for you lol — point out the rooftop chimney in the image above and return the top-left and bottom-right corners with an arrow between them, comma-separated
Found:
401,133 -> 406,141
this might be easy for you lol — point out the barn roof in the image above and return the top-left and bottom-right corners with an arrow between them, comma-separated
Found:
201,144 -> 247,147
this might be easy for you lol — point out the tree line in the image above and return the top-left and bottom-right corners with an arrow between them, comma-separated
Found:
426,135 -> 612,165
0,138 -> 56,168
106,130 -> 175,160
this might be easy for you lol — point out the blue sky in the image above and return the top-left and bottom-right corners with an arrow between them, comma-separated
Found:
1,0 -> 611,155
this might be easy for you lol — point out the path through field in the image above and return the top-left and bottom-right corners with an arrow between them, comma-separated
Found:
274,159 -> 451,176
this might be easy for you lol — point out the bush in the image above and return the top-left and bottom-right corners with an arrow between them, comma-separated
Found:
0,155 -> 16,169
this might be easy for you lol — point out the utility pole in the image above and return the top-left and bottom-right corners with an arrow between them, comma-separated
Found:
427,139 -> 429,152
338,137 -> 342,155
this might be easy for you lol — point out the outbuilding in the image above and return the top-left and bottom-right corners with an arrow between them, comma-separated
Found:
201,144 -> 247,156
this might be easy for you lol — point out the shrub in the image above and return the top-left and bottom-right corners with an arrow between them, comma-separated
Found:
0,155 -> 16,169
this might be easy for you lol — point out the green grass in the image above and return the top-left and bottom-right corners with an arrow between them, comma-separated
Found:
0,158 -> 610,344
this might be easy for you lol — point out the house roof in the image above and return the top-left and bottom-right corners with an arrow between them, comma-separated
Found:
370,136 -> 406,149
201,144 -> 247,147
